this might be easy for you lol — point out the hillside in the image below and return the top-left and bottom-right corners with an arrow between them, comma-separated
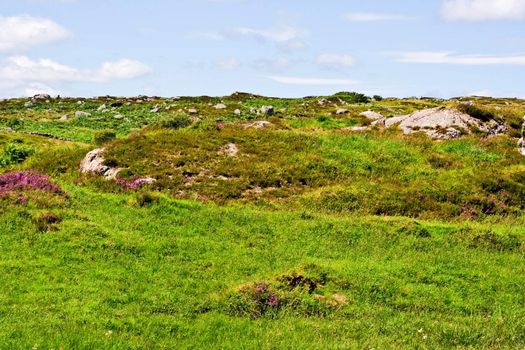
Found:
1,92 -> 525,348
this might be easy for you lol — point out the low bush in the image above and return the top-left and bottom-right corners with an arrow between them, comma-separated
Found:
0,143 -> 34,166
93,129 -> 116,145
158,114 -> 192,129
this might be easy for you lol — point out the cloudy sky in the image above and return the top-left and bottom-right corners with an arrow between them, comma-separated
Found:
1,0 -> 525,98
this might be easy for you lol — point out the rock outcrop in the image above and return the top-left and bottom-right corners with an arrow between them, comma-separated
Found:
376,107 -> 506,140
519,117 -> 525,155
79,148 -> 121,180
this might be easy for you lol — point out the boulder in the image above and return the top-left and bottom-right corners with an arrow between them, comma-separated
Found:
24,101 -> 34,108
97,104 -> 107,111
359,110 -> 383,120
234,109 -> 241,116
380,107 -> 506,140
214,103 -> 227,110
218,143 -> 238,157
260,106 -> 274,116
79,148 -> 120,180
59,114 -> 70,121
188,108 -> 198,114
75,111 -> 91,117
32,94 -> 51,102
336,109 -> 350,115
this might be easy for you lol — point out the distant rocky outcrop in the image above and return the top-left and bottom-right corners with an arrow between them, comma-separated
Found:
518,117 -> 525,155
376,107 -> 506,140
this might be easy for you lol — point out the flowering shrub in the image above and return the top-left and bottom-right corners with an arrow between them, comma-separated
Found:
0,170 -> 65,205
223,272 -> 347,318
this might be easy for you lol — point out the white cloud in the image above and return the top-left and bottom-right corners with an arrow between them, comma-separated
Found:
269,76 -> 359,86
441,0 -> 525,21
317,54 -> 355,69
0,16 -> 71,52
199,26 -> 307,50
217,58 -> 241,70
344,12 -> 415,22
0,56 -> 153,82
394,51 -> 525,65
23,82 -> 62,97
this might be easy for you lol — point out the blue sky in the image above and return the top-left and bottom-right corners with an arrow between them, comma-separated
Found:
1,0 -> 525,98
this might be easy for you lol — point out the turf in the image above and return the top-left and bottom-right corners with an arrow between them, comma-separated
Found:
1,93 -> 524,349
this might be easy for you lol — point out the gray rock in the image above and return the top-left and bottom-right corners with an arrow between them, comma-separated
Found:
79,148 -> 121,180
215,103 -> 227,110
234,109 -> 241,116
59,114 -> 70,121
336,109 -> 350,115
188,108 -> 198,114
24,101 -> 34,108
260,106 -> 274,116
245,121 -> 272,129
97,104 -> 107,111
114,114 -> 124,120
359,110 -> 383,120
219,143 -> 239,157
32,94 -> 50,102
75,111 -> 91,118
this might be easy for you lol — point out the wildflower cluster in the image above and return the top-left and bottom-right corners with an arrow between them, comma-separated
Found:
0,170 -> 65,204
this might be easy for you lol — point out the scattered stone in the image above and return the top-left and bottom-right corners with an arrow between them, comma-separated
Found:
250,108 -> 258,114
97,104 -> 107,111
150,105 -> 160,113
75,111 -> 91,118
346,126 -> 369,132
359,110 -> 383,120
234,109 -> 241,116
59,114 -> 70,121
188,108 -> 198,114
260,106 -> 274,116
336,109 -> 350,115
79,148 -> 121,180
113,114 -> 124,120
215,103 -> 227,110
24,101 -> 34,108
191,117 -> 202,123
218,143 -> 239,157
245,121 -> 272,129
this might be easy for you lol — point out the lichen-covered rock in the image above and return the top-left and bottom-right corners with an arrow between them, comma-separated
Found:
79,148 -> 120,180
379,107 -> 506,140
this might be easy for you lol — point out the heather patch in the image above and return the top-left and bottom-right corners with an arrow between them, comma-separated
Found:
0,170 -> 67,207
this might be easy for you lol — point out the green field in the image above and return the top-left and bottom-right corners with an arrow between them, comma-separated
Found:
1,93 -> 524,349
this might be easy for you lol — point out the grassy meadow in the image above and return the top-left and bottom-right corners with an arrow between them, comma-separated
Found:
1,93 -> 524,349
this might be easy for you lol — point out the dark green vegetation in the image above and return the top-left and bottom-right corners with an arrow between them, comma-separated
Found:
1,93 -> 525,348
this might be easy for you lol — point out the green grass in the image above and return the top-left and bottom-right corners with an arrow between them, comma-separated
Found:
1,93 -> 525,348
1,186 -> 524,349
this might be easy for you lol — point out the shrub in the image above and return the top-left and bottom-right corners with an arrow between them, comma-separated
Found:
0,143 -> 35,166
159,114 -> 192,129
373,95 -> 383,101
333,92 -> 370,104
130,191 -> 160,207
93,129 -> 116,145
32,211 -> 62,232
